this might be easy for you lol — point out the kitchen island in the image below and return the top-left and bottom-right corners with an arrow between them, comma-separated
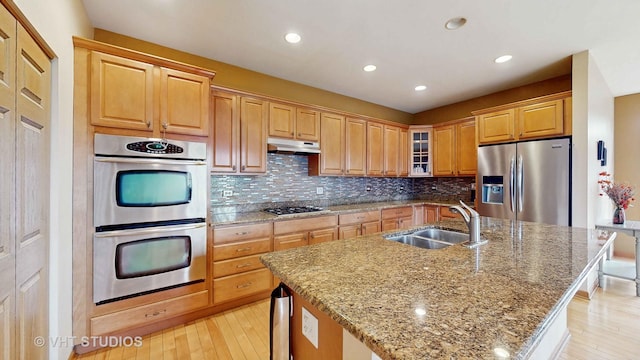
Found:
261,217 -> 614,359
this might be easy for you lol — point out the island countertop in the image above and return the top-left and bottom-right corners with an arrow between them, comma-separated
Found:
260,217 -> 614,359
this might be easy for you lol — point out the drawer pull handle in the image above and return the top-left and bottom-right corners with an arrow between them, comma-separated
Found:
356,216 -> 365,220
145,309 -> 167,318
236,263 -> 253,268
237,282 -> 253,289
236,247 -> 252,252
235,231 -> 250,236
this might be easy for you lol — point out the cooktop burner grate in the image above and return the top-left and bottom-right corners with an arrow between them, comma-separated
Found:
263,206 -> 325,216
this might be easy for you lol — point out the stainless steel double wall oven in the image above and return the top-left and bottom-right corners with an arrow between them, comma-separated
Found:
93,134 -> 207,304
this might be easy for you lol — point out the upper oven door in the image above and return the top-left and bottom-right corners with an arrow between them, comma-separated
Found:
94,156 -> 207,228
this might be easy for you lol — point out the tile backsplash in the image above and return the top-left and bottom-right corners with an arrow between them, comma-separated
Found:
211,153 -> 474,213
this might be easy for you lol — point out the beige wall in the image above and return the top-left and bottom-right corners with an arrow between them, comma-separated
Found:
12,0 -> 93,359
612,93 -> 640,257
93,29 -> 414,125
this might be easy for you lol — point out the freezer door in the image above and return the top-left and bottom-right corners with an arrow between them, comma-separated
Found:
516,138 -> 571,226
477,143 -> 517,220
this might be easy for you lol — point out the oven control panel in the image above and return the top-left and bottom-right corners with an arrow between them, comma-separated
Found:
126,141 -> 184,155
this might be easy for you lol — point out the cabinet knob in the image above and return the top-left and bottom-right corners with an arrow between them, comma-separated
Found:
162,123 -> 168,130
232,165 -> 237,171
291,132 -> 294,136
241,165 -> 246,171
146,121 -> 151,128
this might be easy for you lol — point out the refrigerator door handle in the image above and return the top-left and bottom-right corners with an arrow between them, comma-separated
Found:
518,155 -> 524,213
510,157 -> 516,213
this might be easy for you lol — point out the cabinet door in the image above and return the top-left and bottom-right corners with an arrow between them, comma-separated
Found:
413,206 -> 424,226
477,109 -> 515,144
309,228 -> 337,245
399,128 -> 409,177
160,68 -> 209,136
90,51 -> 154,131
517,99 -> 564,139
381,219 -> 398,232
409,127 -> 432,176
318,113 -> 345,175
361,221 -> 381,235
345,118 -> 367,176
240,97 -> 267,173
439,206 -> 458,220
211,91 -> 238,172
295,108 -> 320,141
268,102 -> 295,139
424,206 -> 439,223
456,119 -> 477,176
338,225 -> 360,240
366,122 -> 384,176
398,216 -> 413,229
274,233 -> 308,251
383,125 -> 399,176
433,124 -> 456,176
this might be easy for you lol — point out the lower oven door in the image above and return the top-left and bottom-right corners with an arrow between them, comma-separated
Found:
93,222 -> 207,304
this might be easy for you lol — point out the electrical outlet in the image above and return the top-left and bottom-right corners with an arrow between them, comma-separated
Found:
366,185 -> 372,192
301,307 -> 318,348
222,190 -> 233,197
316,186 -> 324,195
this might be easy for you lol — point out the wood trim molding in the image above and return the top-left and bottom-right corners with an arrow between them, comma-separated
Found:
430,115 -> 475,128
1,0 -> 56,59
471,90 -> 572,116
73,36 -> 216,78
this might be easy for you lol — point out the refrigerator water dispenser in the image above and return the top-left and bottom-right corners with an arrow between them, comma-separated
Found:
481,176 -> 504,204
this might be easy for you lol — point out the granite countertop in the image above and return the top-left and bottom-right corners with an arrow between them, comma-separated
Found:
260,218 -> 615,360
210,200 -> 460,226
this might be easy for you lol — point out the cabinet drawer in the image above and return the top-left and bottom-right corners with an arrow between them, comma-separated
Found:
213,222 -> 272,244
214,254 -> 266,278
91,290 -> 208,336
381,206 -> 413,220
213,268 -> 272,304
273,215 -> 338,235
439,206 -> 458,219
338,210 -> 380,225
213,238 -> 271,261
274,233 -> 308,251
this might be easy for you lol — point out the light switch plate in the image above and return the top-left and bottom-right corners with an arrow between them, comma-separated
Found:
222,190 -> 233,197
301,307 -> 318,348
316,186 -> 324,195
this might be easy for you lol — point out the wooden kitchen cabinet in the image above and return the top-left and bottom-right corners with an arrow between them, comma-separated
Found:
268,102 -> 320,141
367,122 -> 384,176
474,91 -> 572,144
345,117 -> 367,176
273,215 -> 339,249
367,122 -> 407,177
90,50 -> 213,137
409,126 -> 433,176
413,204 -> 440,225
399,128 -> 409,177
381,206 -> 413,231
211,90 -> 268,174
383,125 -> 400,176
309,113 -> 345,175
212,222 -> 273,305
439,206 -> 459,220
338,210 -> 381,239
433,118 -> 476,177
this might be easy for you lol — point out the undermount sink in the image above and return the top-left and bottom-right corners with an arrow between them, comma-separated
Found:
384,228 -> 469,250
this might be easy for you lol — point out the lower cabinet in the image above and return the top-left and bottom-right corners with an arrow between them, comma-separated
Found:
338,210 -> 381,239
274,215 -> 339,249
91,291 -> 209,336
381,207 -> 413,231
212,222 -> 273,305
439,206 -> 459,220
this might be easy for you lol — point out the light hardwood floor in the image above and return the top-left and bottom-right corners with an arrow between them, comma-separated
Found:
74,277 -> 640,360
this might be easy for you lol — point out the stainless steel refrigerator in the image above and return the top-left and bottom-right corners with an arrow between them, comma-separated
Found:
477,137 -> 571,226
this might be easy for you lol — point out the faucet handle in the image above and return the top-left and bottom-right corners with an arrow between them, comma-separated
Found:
459,200 -> 479,217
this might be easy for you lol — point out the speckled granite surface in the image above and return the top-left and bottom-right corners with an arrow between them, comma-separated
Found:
260,218 -> 615,360
210,200 -> 459,226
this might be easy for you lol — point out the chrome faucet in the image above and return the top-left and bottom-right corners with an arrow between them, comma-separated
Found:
449,200 -> 485,247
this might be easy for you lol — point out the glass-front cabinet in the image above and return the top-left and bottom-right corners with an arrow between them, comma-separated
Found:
409,126 -> 433,176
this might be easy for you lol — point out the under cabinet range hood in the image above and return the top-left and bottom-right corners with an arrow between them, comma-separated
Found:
267,137 -> 321,154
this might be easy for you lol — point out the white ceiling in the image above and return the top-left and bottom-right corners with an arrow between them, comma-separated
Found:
81,0 -> 640,114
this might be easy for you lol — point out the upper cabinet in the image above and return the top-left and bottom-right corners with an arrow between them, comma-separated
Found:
211,90 -> 267,174
474,91 -> 572,145
268,102 -> 320,141
367,122 -> 408,177
409,126 -> 432,176
344,117 -> 367,176
309,112 -> 345,176
89,49 -> 213,137
433,117 -> 476,177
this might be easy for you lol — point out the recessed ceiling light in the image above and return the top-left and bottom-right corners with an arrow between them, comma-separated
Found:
284,33 -> 301,44
495,55 -> 513,63
445,17 -> 467,30
363,64 -> 377,72
415,85 -> 427,91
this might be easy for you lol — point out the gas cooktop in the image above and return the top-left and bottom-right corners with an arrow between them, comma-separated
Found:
263,206 -> 325,216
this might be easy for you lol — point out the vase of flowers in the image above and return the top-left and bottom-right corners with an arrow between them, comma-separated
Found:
598,172 -> 635,224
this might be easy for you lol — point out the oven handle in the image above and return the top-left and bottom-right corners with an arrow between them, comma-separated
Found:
94,222 -> 206,238
95,156 -> 207,166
